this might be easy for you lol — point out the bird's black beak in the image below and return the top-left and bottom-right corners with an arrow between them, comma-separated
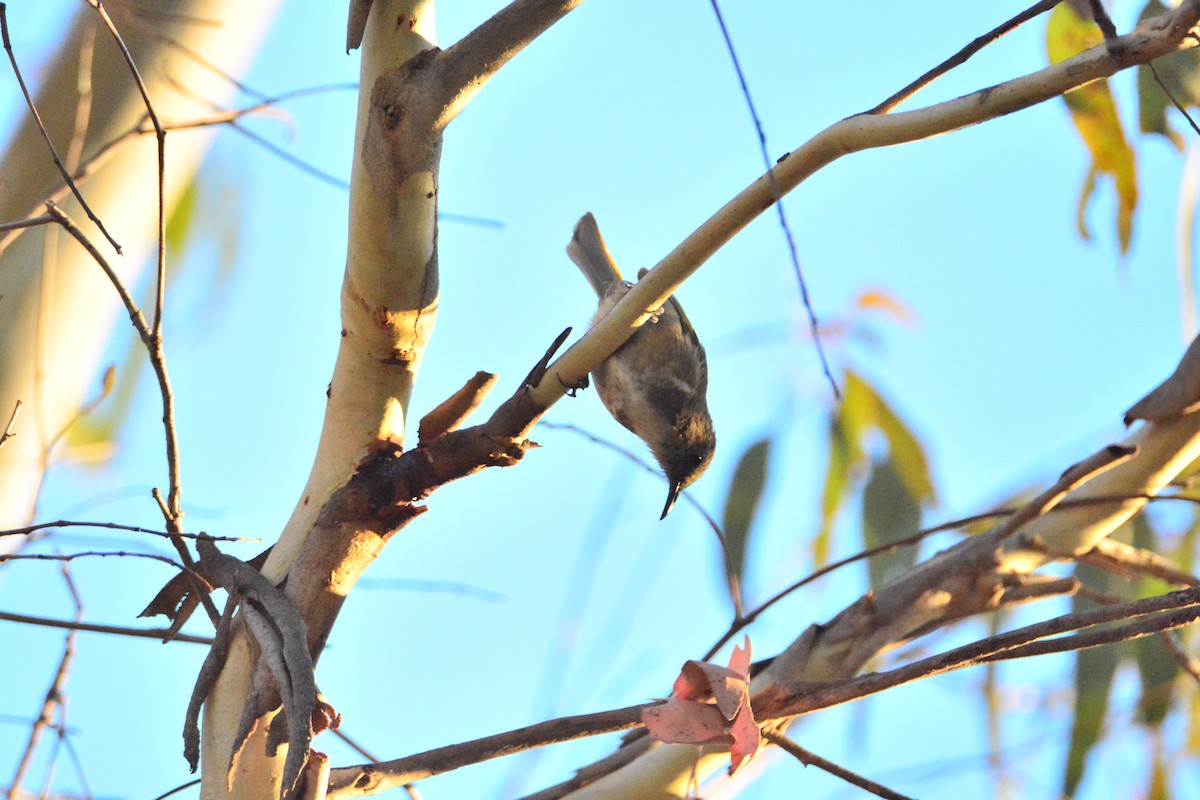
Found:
661,481 -> 681,520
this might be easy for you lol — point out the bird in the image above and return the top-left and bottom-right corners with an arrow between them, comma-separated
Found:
566,212 -> 716,519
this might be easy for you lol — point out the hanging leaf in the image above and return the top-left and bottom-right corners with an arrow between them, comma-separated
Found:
874,388 -> 935,506
720,437 -> 772,616
1137,0 -> 1200,148
1047,2 -> 1139,252
818,371 -> 935,567
817,374 -> 871,563
1062,563 -> 1122,798
861,458 -> 921,589
1131,515 -> 1179,727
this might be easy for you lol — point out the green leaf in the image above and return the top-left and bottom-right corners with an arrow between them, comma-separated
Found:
721,437 -> 772,615
1063,559 -> 1125,797
1047,2 -> 1139,252
861,458 -> 920,589
1137,0 -> 1200,148
1131,515 -> 1179,726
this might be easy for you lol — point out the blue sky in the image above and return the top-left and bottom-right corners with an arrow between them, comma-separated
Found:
2,1 -> 1198,798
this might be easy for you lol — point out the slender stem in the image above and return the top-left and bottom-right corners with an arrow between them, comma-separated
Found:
0,610 -> 212,644
0,3 -> 123,253
870,0 -> 1065,114
762,730 -> 913,800
0,399 -> 22,448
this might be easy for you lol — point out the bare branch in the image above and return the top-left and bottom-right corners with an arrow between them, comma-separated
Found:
326,587 -> 1200,798
539,421 -> 723,535
325,705 -> 648,798
83,0 -> 168,335
0,519 -> 255,543
417,371 -> 498,445
870,0 -> 1064,114
0,3 -> 122,253
41,202 -> 215,624
0,549 -> 199,574
0,83 -> 358,258
757,587 -> 1200,720
433,0 -> 585,129
1079,537 -> 1200,587
9,566 -> 83,795
0,399 -> 21,449
526,1 -> 1200,412
761,730 -> 913,800
0,215 -> 52,234
0,610 -> 212,645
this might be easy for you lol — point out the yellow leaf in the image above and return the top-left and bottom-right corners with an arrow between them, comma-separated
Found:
1046,3 -> 1138,252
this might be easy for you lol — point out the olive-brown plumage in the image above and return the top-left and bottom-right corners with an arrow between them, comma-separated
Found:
567,213 -> 716,519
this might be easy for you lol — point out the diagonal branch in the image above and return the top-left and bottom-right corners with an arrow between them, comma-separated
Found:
525,0 -> 1200,413
431,0 -> 584,129
324,586 -> 1200,799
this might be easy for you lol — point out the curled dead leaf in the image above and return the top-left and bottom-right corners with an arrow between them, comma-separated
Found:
641,637 -> 761,775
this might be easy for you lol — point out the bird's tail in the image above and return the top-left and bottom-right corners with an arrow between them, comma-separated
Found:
567,212 -> 623,297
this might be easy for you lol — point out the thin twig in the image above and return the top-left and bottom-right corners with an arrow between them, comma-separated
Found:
230,120 -> 350,190
1087,0 -> 1119,41
332,728 -> 380,762
83,0 -> 167,333
326,705 -> 649,798
0,215 -> 52,234
0,3 -> 122,253
84,2 -> 190,554
328,589 -> 1200,798
40,203 -> 217,623
149,778 -> 200,800
0,549 -> 188,569
9,565 -> 83,796
1156,629 -> 1200,684
761,730 -> 913,800
0,399 -> 22,448
0,83 -> 359,258
998,445 -> 1138,547
0,551 -> 217,626
708,0 -> 838,398
869,0 -> 1064,114
0,610 -> 212,645
539,421 -> 724,542
759,587 -> 1200,720
530,1 -> 1200,415
1080,537 -> 1200,587
702,487 -> 1176,661
1151,62 -> 1200,138
0,519 -> 256,543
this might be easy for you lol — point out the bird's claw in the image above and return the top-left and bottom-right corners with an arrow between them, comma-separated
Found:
558,373 -> 589,397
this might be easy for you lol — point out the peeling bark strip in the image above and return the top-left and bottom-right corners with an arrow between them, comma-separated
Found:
185,539 -> 318,800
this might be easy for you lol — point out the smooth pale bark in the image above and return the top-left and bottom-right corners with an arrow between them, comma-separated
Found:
0,2 -> 282,553
202,3 -> 440,797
